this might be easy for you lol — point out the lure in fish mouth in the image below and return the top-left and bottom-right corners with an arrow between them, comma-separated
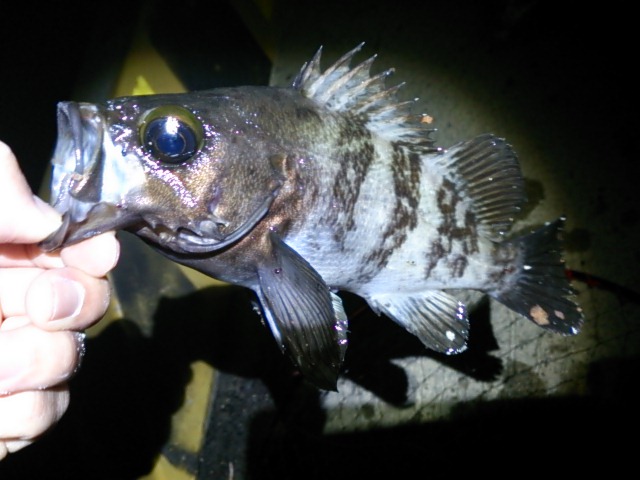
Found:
40,44 -> 584,390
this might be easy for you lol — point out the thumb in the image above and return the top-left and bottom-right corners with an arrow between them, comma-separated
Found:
0,141 -> 62,244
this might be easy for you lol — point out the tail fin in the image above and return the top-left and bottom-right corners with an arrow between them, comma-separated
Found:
488,217 -> 584,335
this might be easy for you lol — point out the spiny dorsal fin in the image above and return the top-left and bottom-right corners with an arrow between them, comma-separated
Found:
292,43 -> 435,148
433,134 -> 526,240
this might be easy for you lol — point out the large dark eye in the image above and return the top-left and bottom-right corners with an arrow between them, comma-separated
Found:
139,106 -> 203,165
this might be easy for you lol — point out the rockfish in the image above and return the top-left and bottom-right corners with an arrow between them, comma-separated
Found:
41,44 -> 583,389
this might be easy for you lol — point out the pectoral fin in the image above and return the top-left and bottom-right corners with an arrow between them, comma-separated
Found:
256,233 -> 348,390
369,290 -> 469,354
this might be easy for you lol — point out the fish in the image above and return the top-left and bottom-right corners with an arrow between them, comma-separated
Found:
40,44 -> 584,390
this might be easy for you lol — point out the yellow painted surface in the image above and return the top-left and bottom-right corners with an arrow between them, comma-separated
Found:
90,4 -> 276,476
170,361 -> 216,452
98,23 -> 223,479
132,75 -> 157,96
113,26 -> 186,97
139,455 -> 195,480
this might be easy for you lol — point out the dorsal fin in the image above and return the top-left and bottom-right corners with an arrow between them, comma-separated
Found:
292,43 -> 436,148
433,134 -> 526,239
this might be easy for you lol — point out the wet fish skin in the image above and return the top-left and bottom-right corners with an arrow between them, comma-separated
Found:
41,44 -> 584,390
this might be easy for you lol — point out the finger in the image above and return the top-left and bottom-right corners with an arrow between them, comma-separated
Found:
0,142 -> 62,244
0,266 -> 111,331
0,439 -> 31,460
0,322 -> 83,393
25,267 -> 111,331
60,231 -> 120,278
0,232 -> 120,272
0,243 -> 64,269
0,268 -> 43,320
0,386 -> 70,441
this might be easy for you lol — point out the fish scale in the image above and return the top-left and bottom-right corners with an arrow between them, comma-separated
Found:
40,44 -> 584,390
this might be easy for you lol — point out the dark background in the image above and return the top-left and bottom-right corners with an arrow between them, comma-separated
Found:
0,1 -> 638,478
1,1 -> 636,194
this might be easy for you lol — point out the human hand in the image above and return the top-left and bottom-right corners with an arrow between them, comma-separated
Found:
0,141 -> 120,459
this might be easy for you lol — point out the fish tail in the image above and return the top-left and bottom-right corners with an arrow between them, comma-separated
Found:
488,216 -> 584,335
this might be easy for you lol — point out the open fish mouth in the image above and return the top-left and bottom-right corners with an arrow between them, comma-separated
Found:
40,102 -> 132,252
49,101 -> 104,217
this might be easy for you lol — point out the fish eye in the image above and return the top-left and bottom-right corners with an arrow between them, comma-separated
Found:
139,106 -> 204,165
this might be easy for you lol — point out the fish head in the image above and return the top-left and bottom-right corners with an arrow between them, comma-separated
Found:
41,91 -> 284,254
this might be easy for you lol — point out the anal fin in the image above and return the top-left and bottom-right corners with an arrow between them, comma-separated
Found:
368,290 -> 469,354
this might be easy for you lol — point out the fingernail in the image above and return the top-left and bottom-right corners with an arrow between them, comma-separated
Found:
50,278 -> 85,322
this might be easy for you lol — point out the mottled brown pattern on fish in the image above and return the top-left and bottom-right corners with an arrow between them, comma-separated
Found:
329,117 -> 375,244
432,178 -> 480,277
425,239 -> 446,278
487,241 -> 520,288
461,210 -> 479,255
390,146 -> 421,225
449,255 -> 469,278
360,143 -> 421,277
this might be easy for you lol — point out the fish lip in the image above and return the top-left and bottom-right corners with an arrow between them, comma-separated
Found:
40,204 -> 136,252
